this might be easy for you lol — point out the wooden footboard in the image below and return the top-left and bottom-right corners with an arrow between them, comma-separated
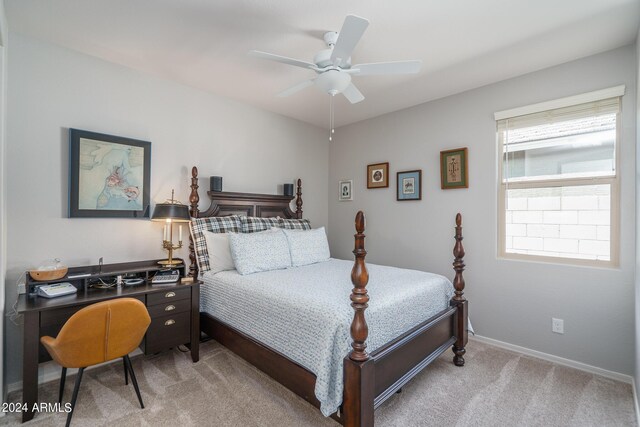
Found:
188,169 -> 468,427
342,211 -> 468,427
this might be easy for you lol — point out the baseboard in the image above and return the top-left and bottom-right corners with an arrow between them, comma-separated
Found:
7,348 -> 143,395
633,378 -> 640,425
471,335 -> 632,384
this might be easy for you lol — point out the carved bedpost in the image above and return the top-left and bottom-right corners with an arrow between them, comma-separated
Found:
349,211 -> 369,362
343,210 -> 374,427
188,166 -> 200,278
295,179 -> 303,219
452,213 -> 465,302
451,213 -> 468,366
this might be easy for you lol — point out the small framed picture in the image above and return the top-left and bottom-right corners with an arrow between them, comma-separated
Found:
367,162 -> 389,189
397,170 -> 422,201
338,180 -> 353,201
440,147 -> 468,189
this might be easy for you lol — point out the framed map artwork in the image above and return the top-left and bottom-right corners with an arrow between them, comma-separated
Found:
69,129 -> 151,218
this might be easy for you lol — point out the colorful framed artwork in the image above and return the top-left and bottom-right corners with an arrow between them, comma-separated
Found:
440,147 -> 468,189
69,128 -> 151,218
397,170 -> 422,201
338,179 -> 353,201
367,162 -> 389,189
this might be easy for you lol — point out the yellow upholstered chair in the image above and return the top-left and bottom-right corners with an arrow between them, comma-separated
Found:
40,298 -> 151,427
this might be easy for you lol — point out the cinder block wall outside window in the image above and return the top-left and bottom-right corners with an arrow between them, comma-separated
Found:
505,184 -> 610,260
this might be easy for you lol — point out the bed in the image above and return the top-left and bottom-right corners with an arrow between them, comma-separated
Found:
187,166 -> 468,426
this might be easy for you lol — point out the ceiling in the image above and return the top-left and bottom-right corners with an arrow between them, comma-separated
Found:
5,0 -> 640,129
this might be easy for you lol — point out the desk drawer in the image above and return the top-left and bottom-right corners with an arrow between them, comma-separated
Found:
40,295 -> 145,327
146,298 -> 190,318
144,311 -> 190,353
146,287 -> 190,306
40,304 -> 89,328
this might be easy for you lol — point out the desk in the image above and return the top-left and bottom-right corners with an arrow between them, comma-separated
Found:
17,259 -> 200,423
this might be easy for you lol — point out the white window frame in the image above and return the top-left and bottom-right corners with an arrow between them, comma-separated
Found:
495,87 -> 624,268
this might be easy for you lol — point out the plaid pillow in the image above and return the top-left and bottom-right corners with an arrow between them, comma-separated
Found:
189,215 -> 241,273
279,218 -> 312,230
241,216 -> 280,233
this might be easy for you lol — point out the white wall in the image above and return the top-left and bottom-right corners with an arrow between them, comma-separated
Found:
635,27 -> 640,410
4,33 -> 328,385
329,45 -> 636,375
0,0 -> 7,404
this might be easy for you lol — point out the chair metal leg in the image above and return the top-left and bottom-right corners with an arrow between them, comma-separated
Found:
123,357 -> 128,385
124,355 -> 144,409
65,368 -> 84,427
59,367 -> 67,403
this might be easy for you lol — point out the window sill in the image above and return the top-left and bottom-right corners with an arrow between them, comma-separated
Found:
497,252 -> 619,270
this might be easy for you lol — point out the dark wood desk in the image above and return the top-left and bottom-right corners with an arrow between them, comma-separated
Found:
17,259 -> 200,423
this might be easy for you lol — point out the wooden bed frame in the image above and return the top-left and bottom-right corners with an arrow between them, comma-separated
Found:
187,166 -> 468,426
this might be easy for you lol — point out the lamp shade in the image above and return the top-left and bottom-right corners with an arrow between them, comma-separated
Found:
151,203 -> 190,222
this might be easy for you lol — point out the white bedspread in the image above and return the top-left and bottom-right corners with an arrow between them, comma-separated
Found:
200,259 -> 454,416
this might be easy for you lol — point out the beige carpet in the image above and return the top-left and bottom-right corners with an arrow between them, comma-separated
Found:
3,340 -> 636,426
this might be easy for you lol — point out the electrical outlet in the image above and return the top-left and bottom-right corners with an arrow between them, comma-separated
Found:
552,318 -> 564,334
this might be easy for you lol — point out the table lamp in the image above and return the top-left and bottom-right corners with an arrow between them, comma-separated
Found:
151,190 -> 191,266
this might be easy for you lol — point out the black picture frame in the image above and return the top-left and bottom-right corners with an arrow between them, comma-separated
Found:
69,129 -> 151,218
396,170 -> 422,201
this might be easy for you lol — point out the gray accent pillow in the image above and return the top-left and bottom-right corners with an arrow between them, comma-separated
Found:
282,227 -> 331,267
228,229 -> 292,275
189,215 -> 242,273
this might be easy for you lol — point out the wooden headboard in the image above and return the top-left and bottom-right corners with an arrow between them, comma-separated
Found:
187,166 -> 303,277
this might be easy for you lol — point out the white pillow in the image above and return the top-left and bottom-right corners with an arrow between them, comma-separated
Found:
205,231 -> 236,274
228,229 -> 292,275
282,227 -> 330,267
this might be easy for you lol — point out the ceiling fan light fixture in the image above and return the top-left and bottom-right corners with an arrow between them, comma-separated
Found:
314,70 -> 351,95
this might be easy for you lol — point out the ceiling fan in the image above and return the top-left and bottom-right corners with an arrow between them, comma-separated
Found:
248,14 -> 422,139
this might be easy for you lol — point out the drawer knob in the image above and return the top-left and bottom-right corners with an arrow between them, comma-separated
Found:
164,319 -> 175,326
165,305 -> 175,311
165,292 -> 176,298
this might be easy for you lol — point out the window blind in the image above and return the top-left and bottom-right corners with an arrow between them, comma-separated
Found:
499,97 -> 620,183
497,97 -> 620,134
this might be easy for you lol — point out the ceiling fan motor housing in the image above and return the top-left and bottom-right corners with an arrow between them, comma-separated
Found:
314,48 -> 350,69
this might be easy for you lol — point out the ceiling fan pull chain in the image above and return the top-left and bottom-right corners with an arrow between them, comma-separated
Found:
329,94 -> 334,141
332,94 -> 336,139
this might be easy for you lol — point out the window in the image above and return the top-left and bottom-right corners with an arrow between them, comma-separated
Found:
496,87 -> 624,266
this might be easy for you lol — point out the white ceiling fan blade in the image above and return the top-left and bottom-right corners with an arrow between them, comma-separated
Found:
351,60 -> 422,76
342,83 -> 365,104
248,50 -> 317,70
330,15 -> 369,67
277,79 -> 315,98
